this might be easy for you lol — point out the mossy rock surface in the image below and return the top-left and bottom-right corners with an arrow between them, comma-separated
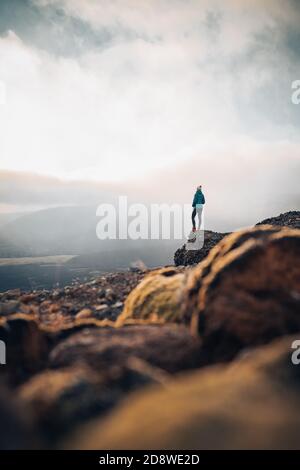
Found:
118,267 -> 186,326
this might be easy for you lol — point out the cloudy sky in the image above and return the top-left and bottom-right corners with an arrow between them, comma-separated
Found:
0,0 -> 299,230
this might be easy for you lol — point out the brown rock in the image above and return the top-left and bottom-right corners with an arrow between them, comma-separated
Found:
0,314 -> 53,385
2,289 -> 21,299
0,313 -> 115,385
174,230 -> 227,266
117,267 -> 186,326
0,386 -> 35,449
73,336 -> 300,450
19,360 -> 168,443
49,303 -> 60,313
49,324 -> 203,375
19,293 -> 38,303
0,300 -> 20,316
183,225 -> 300,363
76,308 -> 92,320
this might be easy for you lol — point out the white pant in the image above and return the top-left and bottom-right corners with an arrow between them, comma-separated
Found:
196,205 -> 203,229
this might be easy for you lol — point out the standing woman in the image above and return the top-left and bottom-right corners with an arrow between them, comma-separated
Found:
191,185 -> 205,232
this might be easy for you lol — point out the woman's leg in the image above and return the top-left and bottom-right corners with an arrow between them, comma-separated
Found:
196,207 -> 203,229
191,208 -> 196,230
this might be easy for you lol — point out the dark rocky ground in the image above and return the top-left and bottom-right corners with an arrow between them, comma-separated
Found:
174,210 -> 300,266
0,211 -> 299,449
174,230 -> 227,266
256,210 -> 300,229
0,270 -> 146,327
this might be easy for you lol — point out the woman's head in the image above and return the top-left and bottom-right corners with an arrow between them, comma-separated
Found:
197,185 -> 202,191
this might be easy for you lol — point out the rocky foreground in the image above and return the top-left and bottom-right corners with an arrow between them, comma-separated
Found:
0,211 -> 299,449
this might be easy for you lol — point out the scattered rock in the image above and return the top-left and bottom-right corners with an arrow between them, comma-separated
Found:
0,271 -> 147,328
19,293 -> 39,303
2,289 -> 21,299
112,301 -> 123,309
95,304 -> 108,311
0,300 -> 20,316
129,260 -> 147,272
76,308 -> 92,320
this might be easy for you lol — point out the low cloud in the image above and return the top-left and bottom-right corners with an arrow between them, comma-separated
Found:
0,0 -> 299,232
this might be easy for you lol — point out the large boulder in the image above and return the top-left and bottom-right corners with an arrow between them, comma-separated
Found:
174,230 -> 226,266
49,324 -> 203,375
73,336 -> 300,450
183,225 -> 300,363
117,267 -> 186,325
0,312 -> 116,385
0,314 -> 53,385
19,360 -> 167,444
0,386 -> 35,449
20,323 -> 203,444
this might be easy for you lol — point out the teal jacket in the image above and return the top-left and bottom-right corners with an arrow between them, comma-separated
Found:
192,190 -> 205,207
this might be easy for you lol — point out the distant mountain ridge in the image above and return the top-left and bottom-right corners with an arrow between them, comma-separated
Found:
0,205 -> 183,268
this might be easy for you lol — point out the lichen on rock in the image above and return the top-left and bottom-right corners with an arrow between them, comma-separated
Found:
117,267 -> 187,326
